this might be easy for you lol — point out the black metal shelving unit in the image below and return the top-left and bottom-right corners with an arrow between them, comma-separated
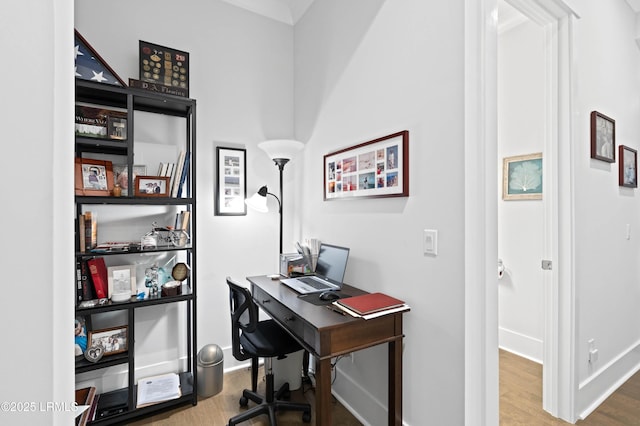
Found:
74,80 -> 197,425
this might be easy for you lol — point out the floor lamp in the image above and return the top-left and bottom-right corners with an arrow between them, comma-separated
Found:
245,139 -> 304,254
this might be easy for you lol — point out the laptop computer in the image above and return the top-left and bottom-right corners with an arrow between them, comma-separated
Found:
280,243 -> 350,294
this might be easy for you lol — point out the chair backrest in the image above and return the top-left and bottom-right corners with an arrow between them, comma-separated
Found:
226,277 -> 259,362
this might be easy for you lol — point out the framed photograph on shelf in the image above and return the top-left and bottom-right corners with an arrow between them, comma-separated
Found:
134,176 -> 170,197
75,315 -> 91,357
107,265 -> 137,302
75,158 -> 114,196
113,164 -> 147,196
619,145 -> 637,188
215,147 -> 247,216
591,111 -> 615,163
88,326 -> 128,356
502,153 -> 543,200
323,131 -> 409,200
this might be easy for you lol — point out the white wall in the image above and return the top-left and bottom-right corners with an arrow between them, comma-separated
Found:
571,0 -> 640,418
497,14 -> 545,362
294,1 -> 466,425
1,1 -> 76,425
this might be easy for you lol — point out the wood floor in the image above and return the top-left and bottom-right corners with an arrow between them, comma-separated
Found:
500,349 -> 640,425
129,351 -> 640,425
127,366 -> 362,426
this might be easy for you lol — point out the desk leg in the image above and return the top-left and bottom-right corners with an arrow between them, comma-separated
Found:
315,357 -> 332,425
388,338 -> 403,425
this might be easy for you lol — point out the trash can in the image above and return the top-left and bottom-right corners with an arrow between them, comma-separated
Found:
273,349 -> 303,391
197,344 -> 224,397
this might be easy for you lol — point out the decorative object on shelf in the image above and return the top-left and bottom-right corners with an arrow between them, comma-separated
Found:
502,153 -> 543,200
323,130 -> 409,200
75,316 -> 89,356
107,265 -> 137,302
88,326 -> 128,356
75,158 -> 114,196
75,104 -> 127,141
138,40 -> 189,97
74,29 -> 126,86
215,147 -> 247,216
591,111 -> 615,163
134,175 -> 171,197
112,184 -> 122,197
144,263 -> 164,297
619,145 -> 637,188
84,344 -> 105,363
113,164 -> 147,196
246,139 -> 304,254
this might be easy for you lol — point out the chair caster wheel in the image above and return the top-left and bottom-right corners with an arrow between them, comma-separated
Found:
239,396 -> 248,407
302,411 -> 311,423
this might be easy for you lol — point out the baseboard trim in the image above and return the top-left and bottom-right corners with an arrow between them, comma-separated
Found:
499,327 -> 543,364
577,339 -> 640,420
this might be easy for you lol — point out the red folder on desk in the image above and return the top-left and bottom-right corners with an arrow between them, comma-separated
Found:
336,292 -> 405,315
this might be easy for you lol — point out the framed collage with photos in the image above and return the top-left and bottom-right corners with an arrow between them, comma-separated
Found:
324,131 -> 409,200
215,147 -> 247,216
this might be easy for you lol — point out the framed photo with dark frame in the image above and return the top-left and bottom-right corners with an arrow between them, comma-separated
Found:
215,147 -> 247,216
134,176 -> 171,197
619,145 -> 637,188
75,158 -> 114,196
502,153 -> 543,200
88,326 -> 128,356
323,130 -> 409,200
591,111 -> 615,163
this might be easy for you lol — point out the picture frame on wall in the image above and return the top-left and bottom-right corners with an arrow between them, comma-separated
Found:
215,147 -> 247,216
619,145 -> 637,188
502,153 -> 543,200
590,111 -> 616,163
323,130 -> 409,200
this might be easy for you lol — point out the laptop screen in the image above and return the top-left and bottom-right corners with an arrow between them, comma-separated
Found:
315,243 -> 350,284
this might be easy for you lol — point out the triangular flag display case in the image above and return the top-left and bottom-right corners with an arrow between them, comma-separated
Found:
75,29 -> 126,87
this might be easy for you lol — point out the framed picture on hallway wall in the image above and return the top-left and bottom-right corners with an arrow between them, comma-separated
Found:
618,145 -> 637,188
215,147 -> 247,215
502,153 -> 543,200
590,111 -> 616,163
323,130 -> 409,200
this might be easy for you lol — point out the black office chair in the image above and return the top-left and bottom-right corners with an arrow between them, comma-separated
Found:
226,277 -> 311,425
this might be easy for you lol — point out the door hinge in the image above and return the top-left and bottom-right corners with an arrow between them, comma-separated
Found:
541,260 -> 552,270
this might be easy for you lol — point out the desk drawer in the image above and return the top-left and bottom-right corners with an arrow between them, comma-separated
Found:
253,286 -> 304,339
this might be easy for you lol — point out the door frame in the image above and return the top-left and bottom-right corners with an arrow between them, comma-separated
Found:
464,0 -> 578,423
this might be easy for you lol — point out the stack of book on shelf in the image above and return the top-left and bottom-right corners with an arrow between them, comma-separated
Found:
136,372 -> 181,408
332,292 -> 410,320
78,211 -> 97,253
156,150 -> 190,198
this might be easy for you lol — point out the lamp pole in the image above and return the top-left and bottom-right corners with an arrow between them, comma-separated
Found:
272,158 -> 290,254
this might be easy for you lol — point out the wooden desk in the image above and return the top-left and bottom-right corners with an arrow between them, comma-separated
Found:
247,275 -> 406,426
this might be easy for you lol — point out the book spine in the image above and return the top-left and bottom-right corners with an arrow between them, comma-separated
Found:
176,151 -> 190,198
80,260 -> 97,301
87,258 -> 107,299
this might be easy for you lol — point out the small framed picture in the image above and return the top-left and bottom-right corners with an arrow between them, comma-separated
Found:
113,164 -> 147,196
107,265 -> 137,302
591,111 -> 615,163
107,115 -> 127,140
134,176 -> 171,197
75,158 -> 115,196
619,145 -> 637,188
88,326 -> 128,356
215,147 -> 247,215
502,153 -> 543,200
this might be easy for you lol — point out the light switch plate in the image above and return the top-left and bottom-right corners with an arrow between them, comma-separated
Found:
423,229 -> 438,255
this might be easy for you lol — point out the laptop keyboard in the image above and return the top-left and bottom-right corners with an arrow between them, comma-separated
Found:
300,277 -> 329,290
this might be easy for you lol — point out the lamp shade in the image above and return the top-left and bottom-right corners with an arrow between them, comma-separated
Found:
245,186 -> 269,212
258,139 -> 304,160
